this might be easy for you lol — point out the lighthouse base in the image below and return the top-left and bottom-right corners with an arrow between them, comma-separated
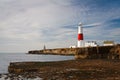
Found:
77,40 -> 84,47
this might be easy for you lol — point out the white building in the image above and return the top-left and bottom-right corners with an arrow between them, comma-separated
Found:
85,41 -> 97,47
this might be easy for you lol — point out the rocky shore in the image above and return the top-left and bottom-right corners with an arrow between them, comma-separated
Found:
28,45 -> 120,59
6,59 -> 120,80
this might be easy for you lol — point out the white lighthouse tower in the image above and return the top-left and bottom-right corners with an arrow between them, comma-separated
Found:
77,22 -> 84,47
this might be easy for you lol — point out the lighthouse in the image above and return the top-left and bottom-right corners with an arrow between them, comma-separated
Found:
77,22 -> 84,47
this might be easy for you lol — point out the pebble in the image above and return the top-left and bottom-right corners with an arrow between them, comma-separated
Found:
0,73 -> 43,80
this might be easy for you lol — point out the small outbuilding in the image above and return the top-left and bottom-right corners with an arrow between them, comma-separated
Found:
103,41 -> 114,46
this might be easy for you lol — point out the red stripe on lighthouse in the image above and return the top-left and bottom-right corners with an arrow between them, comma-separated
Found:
78,34 -> 83,40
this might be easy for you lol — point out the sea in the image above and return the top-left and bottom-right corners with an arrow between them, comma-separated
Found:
0,53 -> 74,74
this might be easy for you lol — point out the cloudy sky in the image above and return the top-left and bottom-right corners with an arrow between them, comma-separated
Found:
0,0 -> 120,53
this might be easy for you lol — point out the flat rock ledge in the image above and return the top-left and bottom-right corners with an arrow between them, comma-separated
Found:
8,59 -> 120,80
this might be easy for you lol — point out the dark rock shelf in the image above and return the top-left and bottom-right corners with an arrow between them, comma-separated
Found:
8,59 -> 120,80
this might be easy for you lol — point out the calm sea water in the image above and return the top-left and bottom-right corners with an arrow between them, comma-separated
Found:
0,53 -> 74,73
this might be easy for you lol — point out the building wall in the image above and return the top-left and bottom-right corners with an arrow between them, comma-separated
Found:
85,41 -> 97,47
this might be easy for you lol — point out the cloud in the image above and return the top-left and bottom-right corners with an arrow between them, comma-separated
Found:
0,0 -> 120,52
83,22 -> 102,28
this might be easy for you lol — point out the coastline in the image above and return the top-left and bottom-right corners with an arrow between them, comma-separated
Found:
28,45 -> 120,59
